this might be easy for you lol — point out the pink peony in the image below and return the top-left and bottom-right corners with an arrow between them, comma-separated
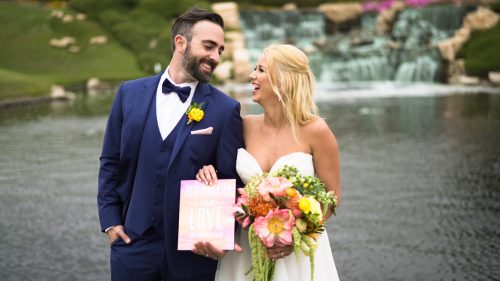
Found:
257,176 -> 293,202
253,209 -> 295,247
236,188 -> 249,206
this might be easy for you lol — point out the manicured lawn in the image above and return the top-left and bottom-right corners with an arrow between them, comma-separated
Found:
0,2 -> 146,101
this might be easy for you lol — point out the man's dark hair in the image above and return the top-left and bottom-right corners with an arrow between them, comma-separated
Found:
171,8 -> 224,52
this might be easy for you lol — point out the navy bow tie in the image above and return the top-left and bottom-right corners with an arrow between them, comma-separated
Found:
162,78 -> 191,103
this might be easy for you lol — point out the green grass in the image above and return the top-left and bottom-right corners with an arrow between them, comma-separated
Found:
0,2 -> 146,101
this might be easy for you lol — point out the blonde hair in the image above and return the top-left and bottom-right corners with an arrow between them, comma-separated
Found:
263,44 -> 319,141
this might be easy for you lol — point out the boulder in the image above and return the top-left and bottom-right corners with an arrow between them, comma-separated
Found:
282,3 -> 298,11
375,1 -> 406,35
386,40 -> 402,49
87,78 -> 101,90
437,39 -> 456,61
232,48 -> 252,83
50,85 -> 66,98
213,61 -> 233,82
463,6 -> 499,30
62,14 -> 74,23
76,13 -> 86,21
212,2 -> 241,30
50,10 -> 64,18
49,36 -> 76,48
89,35 -> 107,45
302,45 -> 317,55
223,31 -> 246,59
488,71 -> 500,84
447,59 -> 467,83
456,75 -> 480,85
317,3 -> 363,24
438,7 -> 498,68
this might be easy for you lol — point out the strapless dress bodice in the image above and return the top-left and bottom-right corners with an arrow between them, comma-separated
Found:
236,148 -> 314,185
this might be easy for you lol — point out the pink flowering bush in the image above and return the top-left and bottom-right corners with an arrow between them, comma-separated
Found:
362,0 -> 448,12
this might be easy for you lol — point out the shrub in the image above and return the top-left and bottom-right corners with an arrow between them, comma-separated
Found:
457,23 -> 500,77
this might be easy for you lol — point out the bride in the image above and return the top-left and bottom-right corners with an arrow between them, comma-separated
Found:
194,44 -> 341,281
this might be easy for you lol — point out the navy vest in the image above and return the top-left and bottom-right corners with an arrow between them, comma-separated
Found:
125,97 -> 182,235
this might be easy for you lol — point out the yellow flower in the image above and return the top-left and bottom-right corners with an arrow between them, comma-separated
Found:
299,197 -> 311,214
188,108 -> 204,122
286,188 -> 298,197
186,101 -> 205,125
299,196 -> 323,221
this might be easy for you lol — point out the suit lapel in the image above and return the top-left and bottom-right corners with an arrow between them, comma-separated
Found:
122,74 -> 161,160
167,83 -> 211,171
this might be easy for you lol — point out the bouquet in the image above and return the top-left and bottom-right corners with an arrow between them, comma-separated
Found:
234,165 -> 337,281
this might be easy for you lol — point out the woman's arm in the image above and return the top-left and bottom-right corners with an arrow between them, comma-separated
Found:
306,118 -> 341,211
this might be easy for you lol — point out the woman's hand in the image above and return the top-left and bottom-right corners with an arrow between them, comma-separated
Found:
192,241 -> 243,260
196,165 -> 218,185
266,244 -> 293,260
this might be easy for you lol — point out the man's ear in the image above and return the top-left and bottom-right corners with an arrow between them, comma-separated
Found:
174,35 -> 186,53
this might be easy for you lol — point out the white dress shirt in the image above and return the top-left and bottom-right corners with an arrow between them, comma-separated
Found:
156,67 -> 198,140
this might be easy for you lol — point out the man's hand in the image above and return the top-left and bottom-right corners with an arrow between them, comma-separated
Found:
192,241 -> 243,260
106,225 -> 131,245
196,165 -> 218,186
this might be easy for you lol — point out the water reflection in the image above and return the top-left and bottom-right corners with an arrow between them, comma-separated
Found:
318,93 -> 500,280
0,90 -> 499,280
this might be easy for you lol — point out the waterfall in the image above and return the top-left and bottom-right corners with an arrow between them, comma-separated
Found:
239,4 -> 467,83
240,10 -> 325,63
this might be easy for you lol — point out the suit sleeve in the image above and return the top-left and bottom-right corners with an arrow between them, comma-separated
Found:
97,84 -> 125,232
216,102 -> 244,188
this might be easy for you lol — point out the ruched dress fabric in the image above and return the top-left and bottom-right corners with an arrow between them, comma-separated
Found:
215,148 -> 340,281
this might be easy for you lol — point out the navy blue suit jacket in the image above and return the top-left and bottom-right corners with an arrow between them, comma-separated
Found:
97,73 -> 243,278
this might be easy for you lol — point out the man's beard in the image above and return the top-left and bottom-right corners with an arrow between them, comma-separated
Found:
181,44 -> 217,83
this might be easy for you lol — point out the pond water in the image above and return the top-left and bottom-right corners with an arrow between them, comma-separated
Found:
0,85 -> 499,280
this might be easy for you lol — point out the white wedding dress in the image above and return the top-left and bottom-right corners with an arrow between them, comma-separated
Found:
215,148 -> 340,281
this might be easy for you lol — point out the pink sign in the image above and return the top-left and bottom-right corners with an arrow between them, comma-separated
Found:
178,179 -> 236,250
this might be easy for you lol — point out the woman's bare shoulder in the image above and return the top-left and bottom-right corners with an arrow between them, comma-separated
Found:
302,117 -> 337,149
303,117 -> 333,137
243,114 -> 262,127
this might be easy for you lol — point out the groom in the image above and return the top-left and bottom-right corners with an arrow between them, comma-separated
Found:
97,8 -> 243,281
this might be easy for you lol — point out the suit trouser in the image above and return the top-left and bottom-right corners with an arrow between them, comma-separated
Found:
110,227 -> 215,281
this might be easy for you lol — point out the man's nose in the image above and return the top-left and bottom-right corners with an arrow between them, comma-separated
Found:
209,51 -> 220,64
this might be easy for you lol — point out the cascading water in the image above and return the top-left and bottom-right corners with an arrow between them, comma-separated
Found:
239,4 -> 467,83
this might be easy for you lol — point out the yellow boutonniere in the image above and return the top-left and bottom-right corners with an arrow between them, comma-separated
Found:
186,101 -> 205,125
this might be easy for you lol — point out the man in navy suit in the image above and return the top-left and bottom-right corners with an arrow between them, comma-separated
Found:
97,8 -> 243,281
